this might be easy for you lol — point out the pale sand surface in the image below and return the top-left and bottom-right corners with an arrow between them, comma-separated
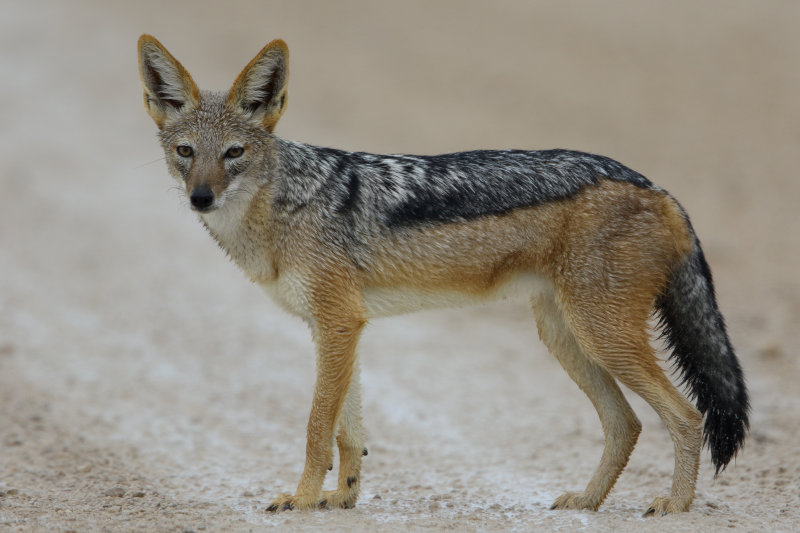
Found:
1,1 -> 798,531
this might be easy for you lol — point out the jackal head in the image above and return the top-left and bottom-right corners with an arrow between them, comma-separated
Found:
137,35 -> 288,213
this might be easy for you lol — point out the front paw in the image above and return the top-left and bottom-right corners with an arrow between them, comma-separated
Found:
319,480 -> 359,510
266,492 -> 326,513
267,490 -> 349,513
266,492 -> 296,513
550,491 -> 600,511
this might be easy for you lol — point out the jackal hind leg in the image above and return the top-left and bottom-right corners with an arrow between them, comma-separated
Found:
532,291 -> 642,512
560,291 -> 702,516
319,357 -> 366,509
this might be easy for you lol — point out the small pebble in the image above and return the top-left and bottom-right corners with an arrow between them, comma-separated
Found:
243,490 -> 254,497
4,436 -> 22,447
104,487 -> 126,498
757,343 -> 782,360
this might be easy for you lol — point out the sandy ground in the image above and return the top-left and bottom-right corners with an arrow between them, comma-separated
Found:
1,1 -> 799,531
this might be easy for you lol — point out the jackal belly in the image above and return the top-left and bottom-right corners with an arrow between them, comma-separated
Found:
362,272 -> 553,318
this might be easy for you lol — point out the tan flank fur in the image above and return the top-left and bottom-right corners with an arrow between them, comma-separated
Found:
137,35 -> 748,516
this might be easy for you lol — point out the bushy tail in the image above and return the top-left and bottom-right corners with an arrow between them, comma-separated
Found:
656,236 -> 749,475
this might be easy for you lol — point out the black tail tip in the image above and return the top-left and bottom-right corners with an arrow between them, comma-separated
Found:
706,408 -> 749,476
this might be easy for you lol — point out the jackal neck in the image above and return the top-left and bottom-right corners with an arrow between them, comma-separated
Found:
200,183 -> 277,285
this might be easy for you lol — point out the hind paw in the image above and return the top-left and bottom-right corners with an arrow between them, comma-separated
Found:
642,496 -> 691,516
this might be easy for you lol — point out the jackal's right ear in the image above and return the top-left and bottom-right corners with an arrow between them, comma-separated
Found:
137,35 -> 200,129
227,39 -> 289,132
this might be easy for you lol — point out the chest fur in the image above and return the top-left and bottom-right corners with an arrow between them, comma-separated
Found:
200,191 -> 276,285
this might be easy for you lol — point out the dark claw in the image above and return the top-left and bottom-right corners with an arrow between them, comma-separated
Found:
346,476 -> 357,488
282,502 -> 294,511
266,504 -> 279,512
343,501 -> 355,509
550,503 -> 558,510
319,499 -> 328,509
362,447 -> 368,456
328,464 -> 333,471
642,507 -> 655,517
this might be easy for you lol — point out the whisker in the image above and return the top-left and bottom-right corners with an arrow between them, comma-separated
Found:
167,184 -> 190,208
132,156 -> 166,170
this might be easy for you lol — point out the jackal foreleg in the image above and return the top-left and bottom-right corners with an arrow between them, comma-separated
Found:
268,275 -> 366,512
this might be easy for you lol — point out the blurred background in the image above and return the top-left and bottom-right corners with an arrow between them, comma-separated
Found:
1,1 -> 798,531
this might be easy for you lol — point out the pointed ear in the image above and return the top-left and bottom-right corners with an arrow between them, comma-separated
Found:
137,34 -> 200,128
227,39 -> 289,132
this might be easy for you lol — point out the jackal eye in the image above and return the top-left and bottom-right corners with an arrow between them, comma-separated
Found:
176,145 -> 194,157
225,146 -> 244,159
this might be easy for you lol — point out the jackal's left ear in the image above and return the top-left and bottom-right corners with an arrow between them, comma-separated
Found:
228,39 -> 289,132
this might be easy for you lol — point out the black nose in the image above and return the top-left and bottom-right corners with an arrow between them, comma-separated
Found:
190,185 -> 214,210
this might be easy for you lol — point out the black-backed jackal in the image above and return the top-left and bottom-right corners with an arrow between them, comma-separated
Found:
137,35 -> 749,516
